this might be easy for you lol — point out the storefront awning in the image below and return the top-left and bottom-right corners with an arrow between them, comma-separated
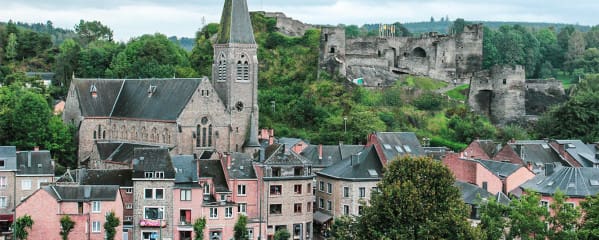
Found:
313,211 -> 333,224
0,215 -> 13,222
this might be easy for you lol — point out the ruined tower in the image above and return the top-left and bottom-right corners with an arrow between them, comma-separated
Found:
212,0 -> 260,152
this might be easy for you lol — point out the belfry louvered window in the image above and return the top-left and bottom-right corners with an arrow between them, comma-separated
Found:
218,53 -> 227,82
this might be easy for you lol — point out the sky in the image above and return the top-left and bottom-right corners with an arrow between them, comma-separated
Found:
1,0 -> 597,41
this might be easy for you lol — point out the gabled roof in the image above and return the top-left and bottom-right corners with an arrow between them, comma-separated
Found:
478,159 -> 521,179
455,181 -> 493,205
198,160 -> 229,192
463,140 -> 499,159
300,144 -> 364,167
73,78 -> 202,120
97,142 -> 161,164
172,155 -> 198,183
520,165 -> 599,197
16,150 -> 53,175
374,132 -> 424,160
317,145 -> 382,181
132,148 -> 176,179
216,0 -> 256,44
45,185 -> 119,202
228,152 -> 257,179
263,144 -> 310,165
79,169 -> 133,187
510,140 -> 566,172
0,146 -> 17,170
556,140 -> 598,167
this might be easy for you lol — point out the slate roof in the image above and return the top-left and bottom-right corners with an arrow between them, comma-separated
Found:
199,160 -> 230,192
132,148 -> 176,179
520,165 -> 599,197
477,159 -> 521,179
172,155 -> 198,183
556,140 -> 598,167
277,138 -> 304,152
375,132 -> 424,160
79,169 -> 133,187
45,185 -> 119,202
16,150 -> 53,175
455,181 -> 493,205
300,144 -> 364,168
263,144 -> 310,165
0,146 -> 17,170
217,0 -> 256,44
73,78 -> 203,120
317,145 -> 383,181
228,152 -> 257,179
510,140 -> 566,172
97,142 -> 162,164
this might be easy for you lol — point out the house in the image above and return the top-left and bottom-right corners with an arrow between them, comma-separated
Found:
16,185 -> 124,240
367,132 -> 425,164
255,144 -> 314,240
443,153 -> 535,195
226,152 -> 262,240
278,137 -> 309,154
0,146 -> 17,233
91,142 -> 162,169
63,0 -> 261,167
455,181 -> 510,221
172,155 -> 202,240
492,140 -> 587,173
314,146 -> 382,231
132,148 -> 176,240
15,149 -> 55,202
461,139 -> 500,160
519,163 -> 599,211
550,140 -> 599,168
300,143 -> 364,172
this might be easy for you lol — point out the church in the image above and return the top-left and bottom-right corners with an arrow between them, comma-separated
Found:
63,0 -> 260,168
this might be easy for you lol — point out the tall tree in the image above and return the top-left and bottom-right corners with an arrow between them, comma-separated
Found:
579,195 -> 599,239
10,90 -> 51,149
53,39 -> 81,97
330,215 -> 359,240
565,31 -> 587,70
6,33 -> 18,61
190,24 -> 218,77
356,155 -> 474,239
449,18 -> 468,34
507,191 -> 548,240
478,198 -> 508,240
234,215 -> 249,240
75,20 -> 113,45
59,215 -> 75,240
104,211 -> 120,240
193,217 -> 206,240
13,215 -> 34,240
548,190 -> 580,239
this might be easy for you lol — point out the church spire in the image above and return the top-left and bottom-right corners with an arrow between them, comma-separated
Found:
217,0 -> 256,44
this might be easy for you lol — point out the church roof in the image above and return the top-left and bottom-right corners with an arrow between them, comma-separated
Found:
73,78 -> 202,121
216,0 -> 256,44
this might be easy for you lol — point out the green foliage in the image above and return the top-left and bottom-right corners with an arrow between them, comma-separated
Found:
446,84 -> 469,101
53,38 -> 80,96
234,215 -> 249,240
193,217 -> 206,240
13,215 -> 34,240
104,211 -> 120,240
507,191 -> 548,240
331,215 -> 358,240
548,190 -> 581,239
412,91 -> 444,110
356,155 -> 475,239
445,107 -> 497,143
190,24 -> 217,77
478,198 -> 508,240
6,33 -> 18,60
59,215 -> 75,240
10,90 -> 51,148
536,91 -> 599,142
74,20 -> 113,45
579,195 -> 599,239
497,124 -> 530,144
449,18 -> 469,34
430,136 -> 467,152
77,40 -> 122,78
274,228 -> 291,240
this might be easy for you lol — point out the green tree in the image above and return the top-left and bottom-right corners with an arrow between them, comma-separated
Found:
478,198 -> 508,240
449,18 -> 468,34
193,217 -> 206,240
330,215 -> 358,240
45,115 -> 77,172
104,211 -> 120,240
10,90 -> 51,149
234,215 -> 249,240
344,25 -> 360,39
53,39 -> 81,97
579,194 -> 599,239
6,33 -> 18,61
75,20 -> 113,45
274,228 -> 290,240
190,24 -> 218,77
548,190 -> 580,239
59,215 -> 75,240
13,215 -> 34,240
77,40 -> 122,78
507,191 -> 548,240
356,155 -> 474,239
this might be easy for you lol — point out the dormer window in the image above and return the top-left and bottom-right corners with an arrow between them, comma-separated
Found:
144,172 -> 154,178
155,171 -> 164,179
90,84 -> 97,98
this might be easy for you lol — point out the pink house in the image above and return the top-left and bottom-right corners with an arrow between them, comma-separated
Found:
16,185 -> 124,240
443,153 -> 535,195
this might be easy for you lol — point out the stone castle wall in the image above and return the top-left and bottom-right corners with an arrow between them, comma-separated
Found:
264,12 -> 314,37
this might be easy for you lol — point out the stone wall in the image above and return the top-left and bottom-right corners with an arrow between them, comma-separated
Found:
133,179 -> 174,240
264,12 -> 314,37
525,79 -> 567,115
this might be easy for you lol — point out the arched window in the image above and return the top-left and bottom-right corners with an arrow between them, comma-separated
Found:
217,53 -> 227,82
130,127 -> 136,140
112,124 -> 118,139
93,130 -> 97,139
162,128 -> 170,144
120,125 -> 127,139
236,54 -> 250,82
151,128 -> 158,142
141,127 -> 147,141
196,117 -> 213,147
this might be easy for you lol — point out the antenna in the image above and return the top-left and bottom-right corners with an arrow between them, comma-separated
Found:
201,16 -> 206,28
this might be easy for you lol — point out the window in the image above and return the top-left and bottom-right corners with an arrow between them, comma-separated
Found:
0,197 -> 7,208
37,179 -> 48,189
92,221 -> 101,233
319,198 -> 324,209
270,185 -> 282,195
125,188 -> 133,194
124,216 -> 133,221
482,181 -> 488,191
247,228 -> 254,239
307,202 -> 312,212
272,167 -> 281,177
343,187 -> 349,198
0,176 -> 6,188
238,184 -> 246,196
565,202 -> 576,209
225,207 -> 233,218
21,179 -> 32,190
270,204 -> 282,215
327,200 -> 332,211
344,205 -> 350,215
319,181 -> 324,191
0,160 -> 4,168
327,183 -> 332,194
217,55 -> 227,82
359,187 -> 366,198
203,183 -> 210,195
179,209 -> 192,225
294,167 -> 303,176
142,231 -> 159,240
180,189 -> 191,201
144,172 -> 154,178
126,203 -> 133,209
92,201 -> 101,213
358,206 -> 364,215
155,171 -> 164,179
294,203 -> 302,213
210,207 -> 218,219
294,184 -> 302,194
196,118 -> 213,148
144,207 -> 164,220
540,200 -> 549,209
238,203 -> 247,214
144,189 -> 164,200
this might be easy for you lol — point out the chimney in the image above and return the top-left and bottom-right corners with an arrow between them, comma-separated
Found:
318,144 -> 323,160
259,147 -> 265,162
339,141 -> 344,146
510,138 -> 516,144
34,146 -> 40,151
27,152 -> 31,168
227,154 -> 232,170
527,162 -> 532,171
544,163 -> 554,176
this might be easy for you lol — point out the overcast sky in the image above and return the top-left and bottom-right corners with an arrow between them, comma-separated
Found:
1,0 -> 597,41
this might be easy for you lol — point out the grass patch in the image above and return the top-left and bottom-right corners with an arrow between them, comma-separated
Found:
446,84 -> 469,101
556,71 -> 574,89
401,76 -> 448,91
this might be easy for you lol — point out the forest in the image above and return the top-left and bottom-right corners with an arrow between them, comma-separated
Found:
1,14 -> 599,172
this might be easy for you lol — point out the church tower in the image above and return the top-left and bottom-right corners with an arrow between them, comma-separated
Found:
213,0 -> 260,153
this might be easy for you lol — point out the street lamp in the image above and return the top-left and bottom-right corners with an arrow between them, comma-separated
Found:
343,117 -> 348,134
